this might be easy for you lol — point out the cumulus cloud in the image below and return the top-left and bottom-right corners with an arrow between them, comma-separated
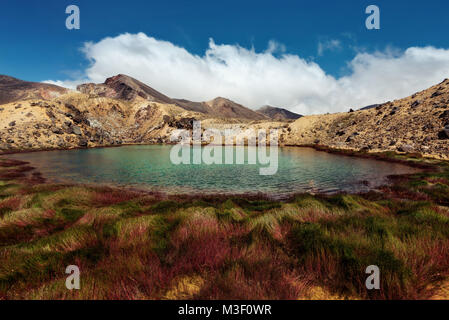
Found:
317,39 -> 342,56
44,32 -> 449,115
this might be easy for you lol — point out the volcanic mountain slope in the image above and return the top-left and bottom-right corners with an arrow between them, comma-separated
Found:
80,75 -> 267,121
0,75 -> 68,105
201,97 -> 268,120
78,74 -> 177,104
257,105 -> 302,121
173,97 -> 268,120
284,78 -> 449,159
0,74 -> 277,152
0,93 -> 210,151
0,74 -> 206,151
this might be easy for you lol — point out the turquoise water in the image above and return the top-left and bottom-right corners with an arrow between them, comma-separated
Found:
7,145 -> 419,196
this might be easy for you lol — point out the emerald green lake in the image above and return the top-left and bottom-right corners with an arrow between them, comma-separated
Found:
6,145 -> 419,197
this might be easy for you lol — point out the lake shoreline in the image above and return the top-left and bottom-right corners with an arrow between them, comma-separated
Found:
1,141 -> 435,169
0,144 -> 425,198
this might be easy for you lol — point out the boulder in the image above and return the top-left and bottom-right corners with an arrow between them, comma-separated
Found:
169,117 -> 195,130
411,100 -> 421,108
46,110 -> 56,119
73,114 -> 85,124
9,121 -> 16,127
438,126 -> 449,140
57,138 -> 66,148
439,110 -> 449,120
65,104 -> 89,125
51,127 -> 64,135
72,126 -> 82,135
78,138 -> 88,147
397,144 -> 414,153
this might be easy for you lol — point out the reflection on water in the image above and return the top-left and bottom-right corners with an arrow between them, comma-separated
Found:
6,145 -> 419,196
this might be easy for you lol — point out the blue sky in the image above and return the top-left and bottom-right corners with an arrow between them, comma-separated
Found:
1,0 -> 448,81
1,0 -> 449,114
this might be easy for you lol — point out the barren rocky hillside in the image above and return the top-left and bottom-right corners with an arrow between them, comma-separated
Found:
0,75 -> 276,151
80,75 -> 267,121
284,79 -> 449,159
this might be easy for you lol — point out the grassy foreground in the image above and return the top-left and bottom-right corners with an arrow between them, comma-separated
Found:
0,152 -> 448,300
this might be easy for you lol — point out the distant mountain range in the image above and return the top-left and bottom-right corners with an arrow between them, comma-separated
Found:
78,74 -> 272,121
0,74 -> 300,151
1,74 -> 302,122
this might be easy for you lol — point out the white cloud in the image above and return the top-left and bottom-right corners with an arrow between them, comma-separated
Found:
43,79 -> 87,89
317,39 -> 342,56
45,32 -> 449,115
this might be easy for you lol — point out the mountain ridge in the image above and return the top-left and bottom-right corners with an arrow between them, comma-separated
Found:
78,74 -> 268,120
0,75 -> 68,105
256,105 -> 302,121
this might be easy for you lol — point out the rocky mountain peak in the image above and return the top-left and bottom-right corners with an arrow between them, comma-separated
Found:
78,74 -> 176,105
256,105 -> 302,120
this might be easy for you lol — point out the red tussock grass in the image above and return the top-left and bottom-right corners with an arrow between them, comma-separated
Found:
91,188 -> 141,206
